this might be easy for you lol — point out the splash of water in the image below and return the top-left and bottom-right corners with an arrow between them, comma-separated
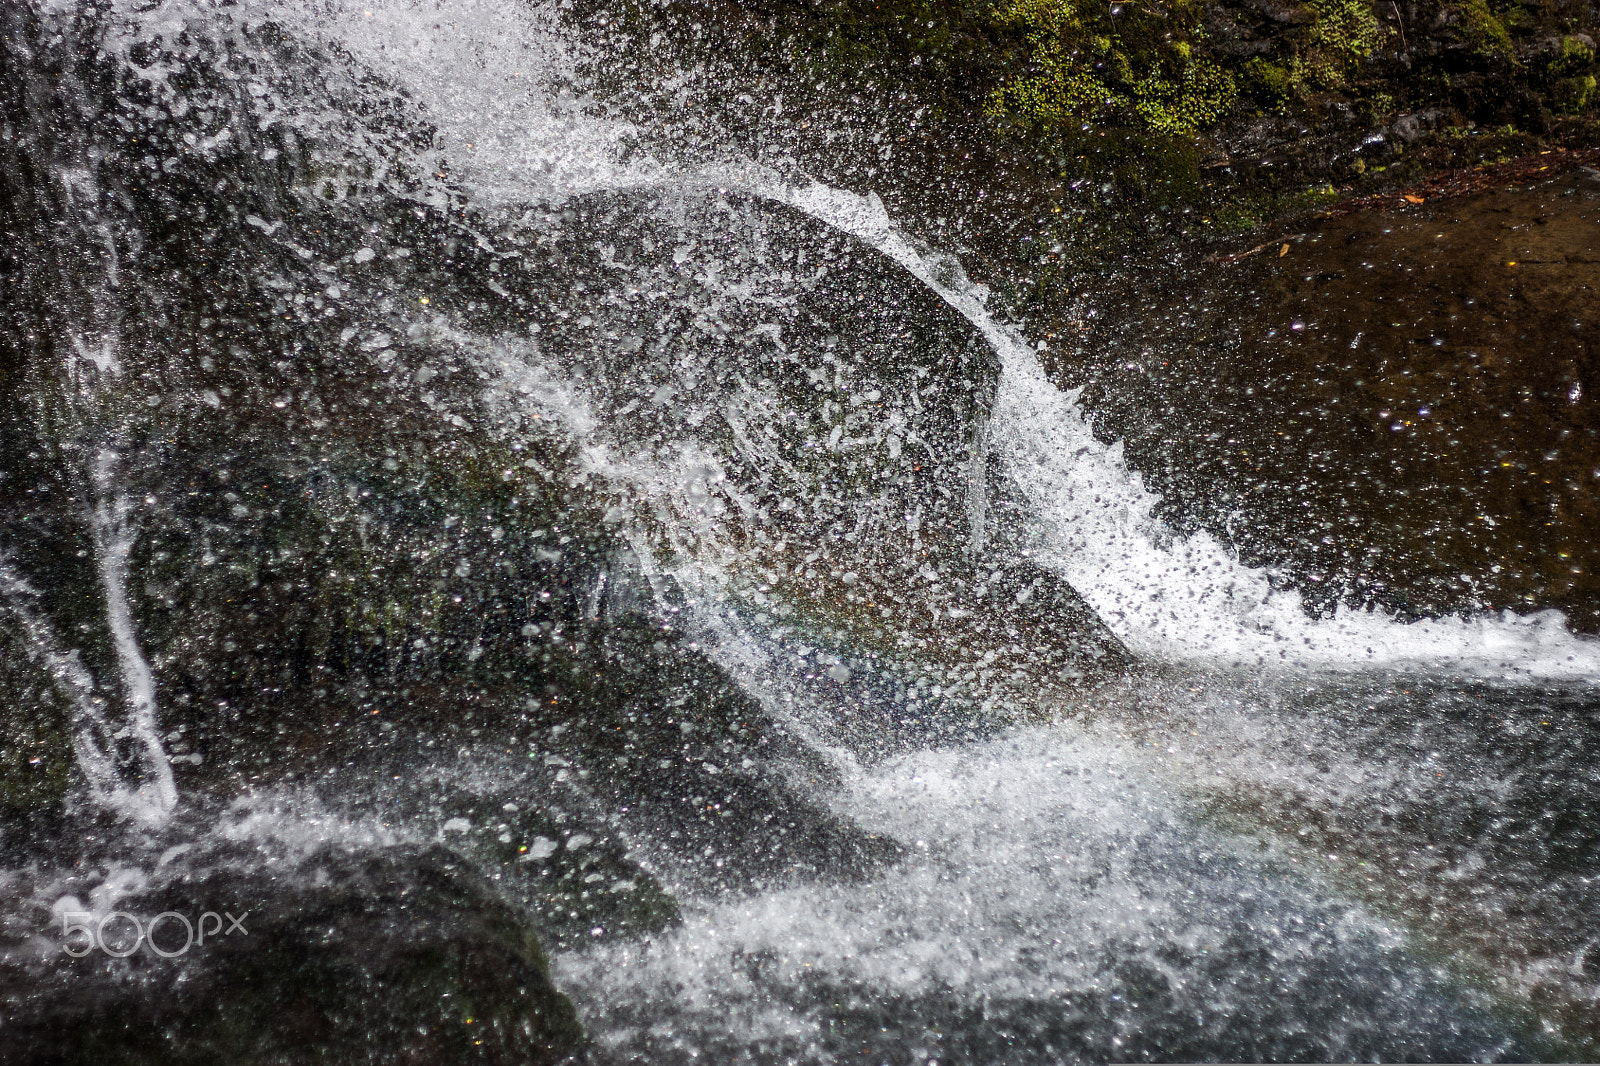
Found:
991,352 -> 1600,678
0,539 -> 172,823
555,720 -> 1519,1063
769,185 -> 1600,682
263,0 -> 649,201
244,0 -> 1600,684
61,152 -> 178,819
4,3 -> 1590,1056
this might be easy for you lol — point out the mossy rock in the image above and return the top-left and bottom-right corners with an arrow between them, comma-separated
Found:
1550,74 -> 1596,115
559,0 -> 1600,295
983,0 -> 1238,137
1448,0 -> 1514,58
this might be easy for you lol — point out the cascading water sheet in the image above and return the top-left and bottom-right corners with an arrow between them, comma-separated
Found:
774,186 -> 1600,682
257,0 -> 1600,679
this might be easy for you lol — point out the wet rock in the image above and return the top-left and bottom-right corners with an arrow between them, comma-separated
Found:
520,613 -> 908,895
0,639 -> 72,817
1058,170 -> 1600,628
482,188 -> 1130,694
1391,107 -> 1448,142
0,842 -> 583,1065
329,748 -> 684,952
0,0 -> 1019,931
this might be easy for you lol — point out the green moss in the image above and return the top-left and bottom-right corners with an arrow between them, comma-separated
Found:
1551,35 -> 1596,77
1190,179 -> 1338,238
1237,0 -> 1385,104
1361,89 -> 1397,121
1286,182 -> 1342,209
1245,57 -> 1297,102
1239,0 -> 1386,101
1209,202 -> 1265,231
1551,74 -> 1597,114
1452,0 -> 1513,58
1305,0 -> 1387,84
1547,36 -> 1596,113
1129,55 -> 1239,136
984,0 -> 1237,137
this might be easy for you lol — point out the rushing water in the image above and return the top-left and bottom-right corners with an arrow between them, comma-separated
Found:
2,1 -> 1598,1062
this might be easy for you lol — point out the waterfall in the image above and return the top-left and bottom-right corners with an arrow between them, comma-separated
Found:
274,0 -> 1600,688
768,184 -> 1600,682
3,2 -> 1598,1060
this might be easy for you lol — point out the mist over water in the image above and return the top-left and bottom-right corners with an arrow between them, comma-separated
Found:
2,1 -> 1598,1062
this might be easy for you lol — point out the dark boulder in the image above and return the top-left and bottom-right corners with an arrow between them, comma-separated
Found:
0,843 -> 583,1065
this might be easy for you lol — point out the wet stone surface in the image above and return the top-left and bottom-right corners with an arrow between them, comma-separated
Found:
0,840 -> 584,1066
1060,169 -> 1600,629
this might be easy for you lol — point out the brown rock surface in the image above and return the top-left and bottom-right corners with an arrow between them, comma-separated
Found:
1056,168 -> 1600,630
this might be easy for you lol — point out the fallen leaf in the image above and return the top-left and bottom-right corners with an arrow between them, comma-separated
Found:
1278,243 -> 1290,257
1402,194 -> 1425,204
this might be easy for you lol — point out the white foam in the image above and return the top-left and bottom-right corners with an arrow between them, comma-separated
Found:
267,0 -> 656,201
89,451 -> 178,817
554,723 -> 1450,1059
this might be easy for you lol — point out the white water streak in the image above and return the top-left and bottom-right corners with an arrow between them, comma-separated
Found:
45,159 -> 177,820
89,450 -> 178,816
